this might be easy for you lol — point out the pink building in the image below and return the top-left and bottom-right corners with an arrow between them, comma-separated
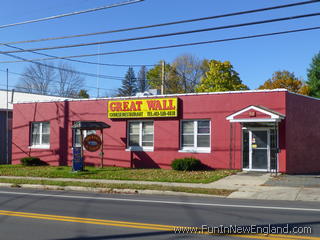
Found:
11,89 -> 320,173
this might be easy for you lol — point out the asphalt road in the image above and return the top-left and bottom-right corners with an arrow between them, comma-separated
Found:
0,187 -> 319,240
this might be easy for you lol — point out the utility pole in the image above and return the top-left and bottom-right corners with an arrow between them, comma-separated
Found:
161,60 -> 165,95
6,69 -> 9,164
96,44 -> 101,98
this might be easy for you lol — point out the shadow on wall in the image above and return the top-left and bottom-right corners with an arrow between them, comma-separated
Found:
58,101 -> 69,166
132,151 -> 160,168
12,142 -> 30,158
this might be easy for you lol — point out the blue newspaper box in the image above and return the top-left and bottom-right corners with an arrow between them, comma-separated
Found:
72,147 -> 84,171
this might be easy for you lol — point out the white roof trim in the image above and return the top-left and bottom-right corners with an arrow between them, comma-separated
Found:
229,118 -> 280,123
226,105 -> 285,122
13,89 -> 289,105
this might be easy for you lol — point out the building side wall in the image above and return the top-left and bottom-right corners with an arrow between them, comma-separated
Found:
0,111 -> 12,164
12,92 -> 287,170
285,93 -> 320,173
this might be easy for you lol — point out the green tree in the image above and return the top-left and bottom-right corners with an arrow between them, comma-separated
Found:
259,70 -> 310,95
195,60 -> 248,92
118,67 -> 137,96
78,89 -> 90,98
137,66 -> 148,92
200,59 -> 210,76
307,51 -> 320,98
146,61 -> 183,94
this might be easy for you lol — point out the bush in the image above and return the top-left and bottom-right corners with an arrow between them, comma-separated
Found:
20,157 -> 47,166
171,157 -> 202,171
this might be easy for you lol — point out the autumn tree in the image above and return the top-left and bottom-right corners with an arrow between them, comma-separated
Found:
147,61 -> 183,94
307,51 -> 320,98
259,70 -> 310,95
196,60 -> 248,92
78,89 -> 90,98
117,67 -> 137,96
200,59 -> 210,76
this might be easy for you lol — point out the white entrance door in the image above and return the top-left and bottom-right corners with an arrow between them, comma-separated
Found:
247,129 -> 270,171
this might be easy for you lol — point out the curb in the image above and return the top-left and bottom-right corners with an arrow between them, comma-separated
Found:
0,176 -> 228,189
0,183 -> 226,198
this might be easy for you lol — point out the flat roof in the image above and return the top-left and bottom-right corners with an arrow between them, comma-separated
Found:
0,89 -> 71,110
0,89 -> 69,98
11,88 -> 320,105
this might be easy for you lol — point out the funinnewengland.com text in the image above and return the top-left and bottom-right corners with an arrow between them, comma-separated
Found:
174,224 -> 312,235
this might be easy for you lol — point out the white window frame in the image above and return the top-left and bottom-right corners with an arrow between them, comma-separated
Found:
29,122 -> 50,149
179,120 -> 211,153
126,120 -> 154,152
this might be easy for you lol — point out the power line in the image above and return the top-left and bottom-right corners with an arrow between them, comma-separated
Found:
1,25 -> 320,63
0,84 -> 64,97
0,83 -> 114,93
0,0 -> 144,29
3,44 -> 155,67
0,51 -> 130,81
3,12 -> 320,54
2,0 -> 319,45
0,70 -> 115,91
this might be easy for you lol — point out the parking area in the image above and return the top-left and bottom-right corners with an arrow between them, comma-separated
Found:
265,174 -> 320,188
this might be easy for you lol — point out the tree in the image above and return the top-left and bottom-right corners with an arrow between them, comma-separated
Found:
78,89 -> 90,98
307,51 -> 320,98
16,62 -> 56,95
196,60 -> 248,92
147,61 -> 183,94
171,54 -> 203,92
258,70 -> 310,95
200,59 -> 210,76
55,63 -> 85,97
16,62 -> 86,97
137,66 -> 148,92
118,67 -> 137,96
147,55 -> 205,94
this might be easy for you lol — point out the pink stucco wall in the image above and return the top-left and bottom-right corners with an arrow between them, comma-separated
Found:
285,92 -> 320,173
12,91 -> 289,171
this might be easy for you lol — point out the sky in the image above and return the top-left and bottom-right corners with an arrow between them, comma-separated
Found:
0,0 -> 320,97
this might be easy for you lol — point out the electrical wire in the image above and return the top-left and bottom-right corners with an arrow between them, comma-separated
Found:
0,70 -> 115,91
0,0 -> 144,29
0,51 -> 128,80
3,12 -> 320,54
2,0 -> 318,45
3,44 -> 155,67
2,25 -> 319,63
0,84 -> 61,96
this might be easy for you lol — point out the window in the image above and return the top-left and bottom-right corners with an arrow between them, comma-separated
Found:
73,129 -> 96,147
127,121 -> 154,151
30,122 -> 50,148
180,120 -> 210,153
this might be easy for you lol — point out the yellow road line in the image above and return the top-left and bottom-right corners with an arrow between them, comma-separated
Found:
0,210 -> 174,229
0,212 -> 173,231
228,234 -> 296,240
0,210 -> 318,240
268,234 -> 320,240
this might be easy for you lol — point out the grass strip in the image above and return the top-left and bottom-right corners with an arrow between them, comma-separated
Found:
0,165 -> 238,184
0,178 -> 234,196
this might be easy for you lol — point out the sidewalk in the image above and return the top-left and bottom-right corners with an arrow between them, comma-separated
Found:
1,172 -> 320,201
220,172 -> 320,201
